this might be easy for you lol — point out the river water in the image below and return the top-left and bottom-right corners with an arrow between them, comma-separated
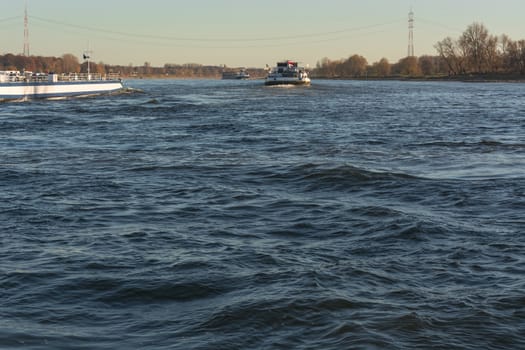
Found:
1,79 -> 524,349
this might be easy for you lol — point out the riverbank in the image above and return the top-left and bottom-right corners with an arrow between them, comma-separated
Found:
124,73 -> 525,83
309,73 -> 525,83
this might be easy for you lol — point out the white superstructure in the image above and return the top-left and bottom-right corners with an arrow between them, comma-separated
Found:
265,61 -> 311,86
0,71 -> 123,101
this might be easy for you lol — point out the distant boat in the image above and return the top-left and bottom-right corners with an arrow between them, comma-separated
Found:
265,60 -> 310,86
0,71 -> 123,101
222,68 -> 250,80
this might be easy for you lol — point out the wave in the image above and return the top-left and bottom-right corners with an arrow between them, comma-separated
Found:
118,87 -> 145,95
198,296 -> 359,332
417,139 -> 525,150
264,163 -> 421,191
103,281 -> 225,303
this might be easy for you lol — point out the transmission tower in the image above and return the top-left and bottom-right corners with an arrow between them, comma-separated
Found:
23,1 -> 30,56
407,8 -> 414,57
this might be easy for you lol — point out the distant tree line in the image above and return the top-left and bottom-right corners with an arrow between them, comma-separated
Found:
3,22 -> 524,79
0,53 -> 266,78
1,53 -> 81,74
162,64 -> 266,78
435,22 -> 525,75
313,22 -> 525,79
0,53 -> 123,75
312,55 -> 447,79
312,55 -> 445,79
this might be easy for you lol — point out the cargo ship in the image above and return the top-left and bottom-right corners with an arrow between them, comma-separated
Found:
0,70 -> 123,101
265,60 -> 310,86
222,68 -> 250,80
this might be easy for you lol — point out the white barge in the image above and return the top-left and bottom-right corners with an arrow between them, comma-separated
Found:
265,60 -> 310,86
222,69 -> 250,80
0,71 -> 123,101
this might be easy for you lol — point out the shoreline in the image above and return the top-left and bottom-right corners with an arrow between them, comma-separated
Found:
310,73 -> 525,83
122,74 -> 525,83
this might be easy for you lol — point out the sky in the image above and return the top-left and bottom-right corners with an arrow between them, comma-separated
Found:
1,0 -> 524,68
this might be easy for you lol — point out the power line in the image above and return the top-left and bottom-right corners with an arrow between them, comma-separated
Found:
417,17 -> 464,34
29,15 -> 405,43
25,20 -> 398,51
0,16 -> 20,23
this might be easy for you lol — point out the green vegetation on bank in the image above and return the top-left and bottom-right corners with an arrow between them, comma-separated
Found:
2,23 -> 524,80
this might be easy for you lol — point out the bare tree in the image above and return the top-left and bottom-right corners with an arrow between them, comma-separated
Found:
458,22 -> 497,73
393,56 -> 421,76
500,34 -> 513,72
506,40 -> 525,74
485,34 -> 500,72
62,53 -> 80,73
418,56 -> 436,76
435,37 -> 465,75
372,58 -> 391,77
344,54 -> 368,77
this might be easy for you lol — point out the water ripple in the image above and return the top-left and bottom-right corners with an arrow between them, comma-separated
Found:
1,80 -> 524,349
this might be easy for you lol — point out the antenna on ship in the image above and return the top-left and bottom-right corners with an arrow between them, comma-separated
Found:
83,43 -> 92,79
23,0 -> 30,56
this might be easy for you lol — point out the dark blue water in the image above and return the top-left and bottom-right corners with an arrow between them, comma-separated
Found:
1,79 -> 525,349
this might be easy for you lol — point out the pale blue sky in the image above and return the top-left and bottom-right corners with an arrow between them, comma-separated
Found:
1,0 -> 524,67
